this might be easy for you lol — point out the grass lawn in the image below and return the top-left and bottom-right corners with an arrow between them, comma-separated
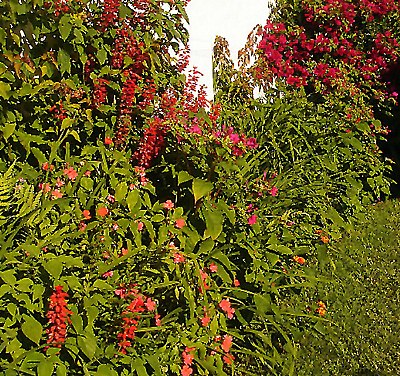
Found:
295,199 -> 400,376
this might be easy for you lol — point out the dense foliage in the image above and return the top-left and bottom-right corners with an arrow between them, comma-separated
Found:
0,0 -> 396,375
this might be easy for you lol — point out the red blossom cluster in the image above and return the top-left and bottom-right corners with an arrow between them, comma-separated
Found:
131,117 -> 166,168
49,101 -> 67,123
92,78 -> 109,108
115,285 -> 158,354
111,29 -> 148,72
45,285 -> 73,351
258,0 -> 400,100
44,0 -> 70,17
181,347 -> 196,376
219,299 -> 235,319
100,0 -> 121,30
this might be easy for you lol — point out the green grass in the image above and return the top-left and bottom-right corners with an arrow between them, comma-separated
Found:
295,199 -> 400,376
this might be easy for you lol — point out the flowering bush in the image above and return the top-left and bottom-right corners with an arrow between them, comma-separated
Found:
257,0 -> 400,109
0,0 -> 394,375
0,0 -> 331,375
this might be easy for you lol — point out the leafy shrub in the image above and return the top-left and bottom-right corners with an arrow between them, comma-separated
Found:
0,0 -> 395,375
0,1 -> 329,375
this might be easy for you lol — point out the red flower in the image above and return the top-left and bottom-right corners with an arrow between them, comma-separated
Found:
182,350 -> 194,366
293,255 -> 305,265
223,353 -> 235,365
173,252 -> 185,264
270,186 -> 278,196
144,298 -> 156,311
209,263 -> 218,273
51,189 -> 63,199
175,218 -> 186,229
42,162 -> 54,171
219,299 -> 235,319
163,200 -> 174,210
97,206 -> 109,217
321,235 -> 330,244
181,365 -> 193,376
248,214 -> 257,226
221,335 -> 233,352
45,285 -> 73,351
102,270 -> 113,278
78,221 -> 87,232
233,278 -> 240,287
104,136 -> 113,145
201,315 -> 211,327
82,209 -> 91,220
63,166 -> 78,181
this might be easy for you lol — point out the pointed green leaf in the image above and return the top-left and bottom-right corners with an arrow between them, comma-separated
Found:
115,182 -> 127,202
44,258 -> 63,279
132,359 -> 148,376
37,359 -> 54,376
77,334 -> 97,360
192,179 -> 213,203
59,15 -> 72,41
203,209 -> 223,240
2,122 -> 16,140
58,49 -> 71,74
21,315 -> 43,344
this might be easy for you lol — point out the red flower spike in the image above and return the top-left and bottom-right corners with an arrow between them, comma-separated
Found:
45,285 -> 73,351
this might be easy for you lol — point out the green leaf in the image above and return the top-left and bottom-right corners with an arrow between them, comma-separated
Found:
2,122 -> 16,140
32,147 -> 47,165
37,359 -> 54,376
178,171 -> 192,185
44,258 -> 63,279
77,334 -> 97,360
95,365 -> 118,376
21,315 -> 43,345
192,179 -> 213,203
268,244 -> 293,255
71,313 -> 83,334
61,117 -> 74,129
203,208 -> 223,240
151,214 -> 164,222
115,182 -> 127,202
254,294 -> 271,314
58,49 -> 71,74
198,238 -> 214,255
0,81 -> 11,99
132,359 -> 148,376
56,363 -> 67,376
97,49 -> 107,65
0,270 -> 17,285
59,15 -> 72,41
80,177 -> 94,190
146,355 -> 161,376
127,190 -> 140,212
